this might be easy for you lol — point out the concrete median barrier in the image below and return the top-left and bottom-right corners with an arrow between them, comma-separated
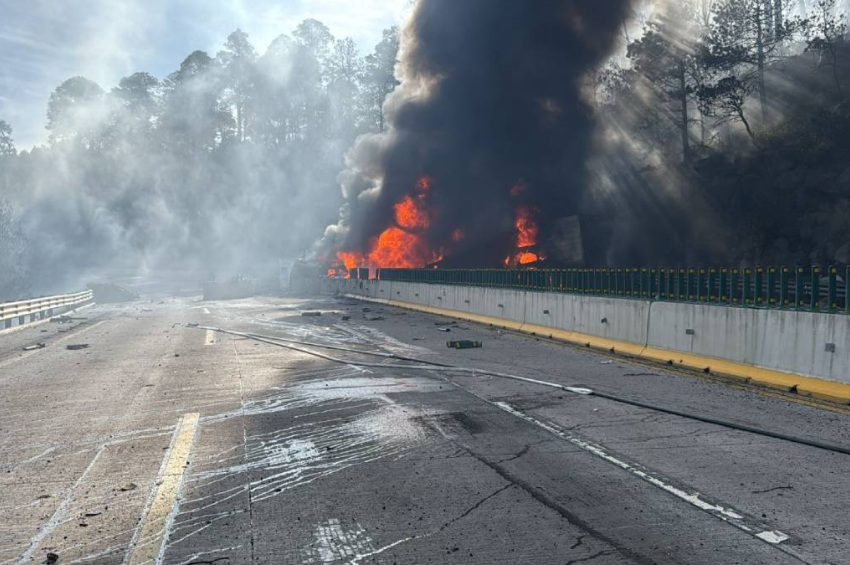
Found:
336,278 -> 850,404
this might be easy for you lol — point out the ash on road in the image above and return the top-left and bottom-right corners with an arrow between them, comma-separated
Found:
1,295 -> 848,564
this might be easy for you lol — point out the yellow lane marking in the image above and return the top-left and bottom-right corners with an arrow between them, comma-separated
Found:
126,413 -> 200,565
204,329 -> 216,346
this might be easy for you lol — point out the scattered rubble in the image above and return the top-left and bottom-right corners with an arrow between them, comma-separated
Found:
50,315 -> 86,324
22,343 -> 46,351
45,553 -> 59,564
364,315 -> 385,321
66,344 -> 89,351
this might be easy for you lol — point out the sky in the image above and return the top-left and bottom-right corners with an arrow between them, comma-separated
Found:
0,0 -> 409,150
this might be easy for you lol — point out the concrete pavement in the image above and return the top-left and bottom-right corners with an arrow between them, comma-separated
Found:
1,295 -> 848,564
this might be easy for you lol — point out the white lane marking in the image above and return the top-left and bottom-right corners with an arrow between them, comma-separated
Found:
202,308 -> 211,315
16,447 -> 105,564
757,530 -> 791,544
125,413 -> 200,565
493,402 -> 791,545
204,329 -> 216,346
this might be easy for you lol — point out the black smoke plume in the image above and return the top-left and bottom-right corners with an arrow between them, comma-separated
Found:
327,0 -> 633,267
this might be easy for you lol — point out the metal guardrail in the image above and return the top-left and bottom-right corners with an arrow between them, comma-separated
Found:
0,290 -> 93,329
375,267 -> 850,314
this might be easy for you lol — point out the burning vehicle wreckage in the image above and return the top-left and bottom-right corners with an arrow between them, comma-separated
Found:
319,0 -> 630,277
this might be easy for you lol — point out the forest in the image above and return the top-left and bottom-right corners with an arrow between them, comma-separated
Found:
1,0 -> 849,300
594,0 -> 850,266
0,19 -> 399,299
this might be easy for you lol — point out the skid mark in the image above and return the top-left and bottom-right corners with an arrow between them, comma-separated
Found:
13,447 -> 105,564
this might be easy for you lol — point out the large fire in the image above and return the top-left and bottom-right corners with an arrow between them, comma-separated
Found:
504,205 -> 545,266
336,176 -> 444,271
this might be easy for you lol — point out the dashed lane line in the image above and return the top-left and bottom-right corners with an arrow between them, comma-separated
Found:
492,401 -> 811,563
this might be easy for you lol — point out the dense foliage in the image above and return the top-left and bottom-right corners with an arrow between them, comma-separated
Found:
596,0 -> 850,265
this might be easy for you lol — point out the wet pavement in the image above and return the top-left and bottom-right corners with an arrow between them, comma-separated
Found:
1,295 -> 849,564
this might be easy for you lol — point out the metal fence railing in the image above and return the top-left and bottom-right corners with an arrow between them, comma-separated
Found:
374,267 -> 850,314
0,290 -> 93,329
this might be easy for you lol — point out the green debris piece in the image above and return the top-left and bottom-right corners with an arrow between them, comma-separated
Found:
446,340 -> 482,350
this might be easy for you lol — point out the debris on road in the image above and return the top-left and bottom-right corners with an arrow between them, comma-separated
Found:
437,327 -> 452,332
341,315 -> 351,321
364,315 -> 385,321
50,315 -> 86,324
119,483 -> 138,492
186,323 -> 199,327
447,340 -> 483,349
22,343 -> 46,351
599,360 -> 613,365
301,311 -> 322,317
412,337 -> 425,341
45,553 -> 59,564
66,344 -> 89,351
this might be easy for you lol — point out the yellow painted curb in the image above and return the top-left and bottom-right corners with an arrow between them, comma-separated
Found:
344,293 -> 850,405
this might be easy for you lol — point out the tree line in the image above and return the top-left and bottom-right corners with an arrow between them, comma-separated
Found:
595,0 -> 850,266
0,20 -> 400,300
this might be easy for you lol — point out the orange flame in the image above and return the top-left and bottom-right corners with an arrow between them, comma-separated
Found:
504,205 -> 545,267
514,206 -> 539,248
336,176 -> 443,270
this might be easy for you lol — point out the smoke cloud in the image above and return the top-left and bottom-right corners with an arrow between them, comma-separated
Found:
326,0 -> 634,267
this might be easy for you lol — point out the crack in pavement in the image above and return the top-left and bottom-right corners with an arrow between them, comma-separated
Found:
566,549 -> 618,564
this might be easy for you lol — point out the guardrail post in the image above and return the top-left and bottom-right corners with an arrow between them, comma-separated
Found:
767,267 -> 777,307
720,268 -> 728,303
846,266 -> 850,314
754,267 -> 764,307
811,267 -> 821,311
742,268 -> 752,305
795,267 -> 805,310
731,269 -> 740,304
650,268 -> 658,299
828,267 -> 838,312
686,269 -> 695,301
780,267 -> 789,307
708,268 -> 718,302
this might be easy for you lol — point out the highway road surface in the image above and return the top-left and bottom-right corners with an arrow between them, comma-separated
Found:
1,294 -> 849,564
